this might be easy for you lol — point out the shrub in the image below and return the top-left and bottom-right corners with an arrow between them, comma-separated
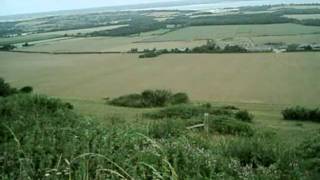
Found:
109,90 -> 189,108
208,116 -> 254,136
223,45 -> 247,53
109,93 -> 144,107
222,105 -> 239,110
170,92 -> 189,105
141,89 -> 173,107
19,86 -> 33,93
22,42 -> 30,47
235,110 -> 254,122
0,44 -> 16,51
0,78 -> 17,97
0,94 -> 74,117
139,51 -> 159,58
282,106 -> 320,122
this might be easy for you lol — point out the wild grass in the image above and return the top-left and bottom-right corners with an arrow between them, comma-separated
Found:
1,94 -> 320,179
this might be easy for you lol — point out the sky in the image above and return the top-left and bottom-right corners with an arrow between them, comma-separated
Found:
0,0 -> 174,16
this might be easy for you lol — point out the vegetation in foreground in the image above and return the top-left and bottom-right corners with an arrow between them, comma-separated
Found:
0,77 -> 33,97
2,93 -> 320,179
282,106 -> 320,122
1,79 -> 320,179
108,89 -> 189,108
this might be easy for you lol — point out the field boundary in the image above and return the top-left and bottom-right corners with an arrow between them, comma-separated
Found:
8,50 -> 123,55
3,49 -> 319,55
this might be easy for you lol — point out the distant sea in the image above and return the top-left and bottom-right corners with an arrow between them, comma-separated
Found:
136,0 -> 320,11
1,0 -> 319,22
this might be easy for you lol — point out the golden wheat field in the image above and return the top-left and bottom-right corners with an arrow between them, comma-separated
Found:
0,52 -> 320,105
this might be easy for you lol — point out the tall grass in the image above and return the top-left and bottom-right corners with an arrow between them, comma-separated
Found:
1,94 -> 319,179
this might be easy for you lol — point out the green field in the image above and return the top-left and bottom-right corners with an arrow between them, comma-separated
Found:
284,14 -> 320,20
16,28 -> 205,52
14,23 -> 320,53
142,24 -> 320,46
144,24 -> 320,41
0,25 -> 126,46
1,52 -> 320,106
18,36 -> 205,52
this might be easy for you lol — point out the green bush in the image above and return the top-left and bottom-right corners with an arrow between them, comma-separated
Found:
0,78 -> 17,97
19,86 -> 33,93
235,110 -> 254,122
0,78 -> 34,97
109,90 -> 189,108
282,106 -> 320,122
222,105 -> 239,110
141,89 -> 173,107
223,44 -> 247,53
139,51 -> 160,58
0,44 -> 16,51
170,92 -> 189,105
0,94 -> 73,117
109,93 -> 145,107
208,116 -> 254,136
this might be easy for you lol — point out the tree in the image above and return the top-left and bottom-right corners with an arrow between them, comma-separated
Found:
0,44 -> 16,51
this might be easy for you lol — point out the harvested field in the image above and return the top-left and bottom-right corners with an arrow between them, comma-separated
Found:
0,25 -> 126,46
1,52 -> 319,105
19,36 -> 205,52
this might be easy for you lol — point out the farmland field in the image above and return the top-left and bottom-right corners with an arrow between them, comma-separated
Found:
19,36 -> 205,52
1,51 -> 319,106
284,14 -> 320,20
16,23 -> 320,52
0,24 -> 126,46
144,23 -> 320,42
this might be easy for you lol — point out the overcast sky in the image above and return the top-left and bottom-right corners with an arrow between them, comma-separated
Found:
0,0 -> 174,16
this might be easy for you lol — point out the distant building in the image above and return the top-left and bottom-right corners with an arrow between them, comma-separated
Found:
311,44 -> 320,51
